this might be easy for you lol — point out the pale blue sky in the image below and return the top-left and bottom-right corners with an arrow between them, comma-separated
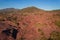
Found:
0,0 -> 60,10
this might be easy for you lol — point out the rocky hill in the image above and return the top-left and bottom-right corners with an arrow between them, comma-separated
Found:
0,7 -> 60,40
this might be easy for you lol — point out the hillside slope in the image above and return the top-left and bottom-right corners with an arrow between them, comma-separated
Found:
0,7 -> 60,40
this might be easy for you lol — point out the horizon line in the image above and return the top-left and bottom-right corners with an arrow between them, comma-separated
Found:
0,6 -> 60,11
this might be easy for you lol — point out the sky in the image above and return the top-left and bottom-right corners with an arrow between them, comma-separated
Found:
0,0 -> 60,10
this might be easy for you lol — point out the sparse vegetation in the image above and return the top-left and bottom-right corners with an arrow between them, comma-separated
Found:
35,23 -> 44,27
40,37 -> 47,40
56,14 -> 60,16
0,18 -> 5,21
54,21 -> 60,27
38,29 -> 44,35
0,7 -> 60,40
22,22 -> 28,27
48,31 -> 60,40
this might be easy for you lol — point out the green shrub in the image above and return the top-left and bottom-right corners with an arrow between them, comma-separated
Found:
55,21 -> 60,27
38,29 -> 44,35
40,37 -> 47,40
48,31 -> 60,40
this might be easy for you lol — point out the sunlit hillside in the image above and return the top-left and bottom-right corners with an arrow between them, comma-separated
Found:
0,7 -> 60,40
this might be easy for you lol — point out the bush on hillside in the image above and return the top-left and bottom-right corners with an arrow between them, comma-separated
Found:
54,21 -> 60,27
48,31 -> 60,40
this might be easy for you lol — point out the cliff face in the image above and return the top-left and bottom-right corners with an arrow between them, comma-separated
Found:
0,7 -> 60,40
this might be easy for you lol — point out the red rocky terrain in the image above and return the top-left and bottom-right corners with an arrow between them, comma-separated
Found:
0,7 -> 60,40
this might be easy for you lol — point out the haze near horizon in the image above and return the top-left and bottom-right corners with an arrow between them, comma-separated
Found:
0,0 -> 60,10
